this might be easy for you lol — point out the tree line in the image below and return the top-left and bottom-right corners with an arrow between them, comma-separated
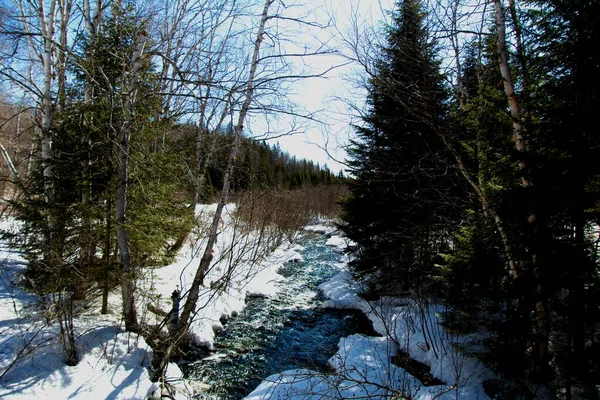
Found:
339,0 -> 600,396
172,128 -> 343,199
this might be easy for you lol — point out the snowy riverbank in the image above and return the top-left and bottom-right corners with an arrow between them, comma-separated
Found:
245,231 -> 493,400
1,211 -> 493,399
0,204 -> 303,399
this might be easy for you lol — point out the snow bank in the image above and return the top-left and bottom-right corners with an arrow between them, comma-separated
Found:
245,333 -> 475,400
138,204 -> 302,350
319,271 -> 366,309
246,228 -> 491,400
324,235 -> 350,251
0,306 -> 157,400
244,369 -> 338,400
320,270 -> 490,399
0,231 -> 165,399
304,221 -> 354,253
303,223 -> 336,236
0,203 -> 304,399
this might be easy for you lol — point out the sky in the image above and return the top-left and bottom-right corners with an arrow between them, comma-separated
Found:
249,0 -> 395,175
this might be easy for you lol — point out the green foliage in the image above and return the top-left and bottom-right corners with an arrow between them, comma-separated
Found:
442,0 -> 600,389
436,212 -> 506,316
200,135 -> 341,195
13,1 -> 192,296
337,0 -> 600,391
128,149 -> 194,266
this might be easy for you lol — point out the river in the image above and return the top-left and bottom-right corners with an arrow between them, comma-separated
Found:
181,231 -> 376,399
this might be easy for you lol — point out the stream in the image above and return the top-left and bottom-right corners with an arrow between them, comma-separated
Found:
182,231 -> 377,399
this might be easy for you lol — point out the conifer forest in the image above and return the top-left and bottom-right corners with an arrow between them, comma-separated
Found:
1,0 -> 599,399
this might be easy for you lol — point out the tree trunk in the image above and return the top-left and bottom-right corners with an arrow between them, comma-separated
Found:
493,0 -> 529,186
116,31 -> 148,332
39,0 -> 57,257
56,0 -> 73,113
0,143 -> 22,187
101,195 -> 112,315
77,0 -> 100,301
436,130 -> 518,278
177,0 -> 274,337
493,0 -> 550,380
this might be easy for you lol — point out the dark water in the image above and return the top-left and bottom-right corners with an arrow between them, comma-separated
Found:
182,232 -> 376,399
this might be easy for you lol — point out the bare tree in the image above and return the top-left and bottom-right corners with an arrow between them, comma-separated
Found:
0,99 -> 35,200
176,0 -> 275,338
0,0 -> 83,363
174,0 -> 337,335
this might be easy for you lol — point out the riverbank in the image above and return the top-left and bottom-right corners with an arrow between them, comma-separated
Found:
181,226 -> 376,399
245,231 -> 493,400
0,204 -> 304,399
1,210 -> 493,399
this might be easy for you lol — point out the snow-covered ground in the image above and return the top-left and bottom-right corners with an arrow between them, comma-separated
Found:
245,232 -> 492,400
1,211 -> 492,400
0,205 -> 302,399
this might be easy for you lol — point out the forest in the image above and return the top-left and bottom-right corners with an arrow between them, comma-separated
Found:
339,0 -> 600,397
1,0 -> 599,398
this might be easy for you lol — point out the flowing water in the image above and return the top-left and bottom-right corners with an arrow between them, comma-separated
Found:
182,231 -> 376,399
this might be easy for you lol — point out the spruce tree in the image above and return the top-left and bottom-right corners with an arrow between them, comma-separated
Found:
340,0 -> 463,293
440,1 -> 600,390
15,1 -> 194,329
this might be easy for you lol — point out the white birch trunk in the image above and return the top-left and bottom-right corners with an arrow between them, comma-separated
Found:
0,143 -> 20,185
493,0 -> 529,187
116,31 -> 148,331
39,0 -> 57,212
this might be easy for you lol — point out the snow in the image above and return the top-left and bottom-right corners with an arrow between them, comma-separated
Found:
0,243 -> 159,399
303,221 -> 355,254
0,204 -> 301,399
246,239 -> 493,400
1,208 -> 491,400
324,235 -> 351,251
303,222 -> 336,236
138,204 -> 301,350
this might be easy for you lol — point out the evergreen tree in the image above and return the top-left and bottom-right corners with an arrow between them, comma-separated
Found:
15,0 -> 193,330
340,0 -> 464,293
439,0 -> 600,390
522,0 -> 600,388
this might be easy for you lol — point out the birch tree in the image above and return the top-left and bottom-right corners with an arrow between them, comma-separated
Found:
492,0 -> 550,379
176,0 -> 275,338
115,29 -> 149,332
0,0 -> 80,259
149,0 -> 334,353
